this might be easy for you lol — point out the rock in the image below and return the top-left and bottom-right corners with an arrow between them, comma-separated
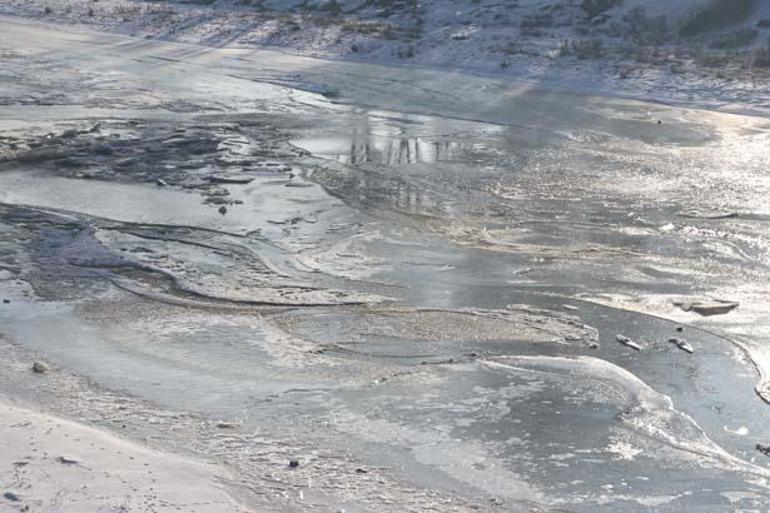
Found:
156,178 -> 167,187
3,491 -> 20,502
203,196 -> 230,206
218,206 -> 227,215
32,361 -> 50,374
668,337 -> 694,354
208,175 -> 253,184
678,209 -> 738,220
355,467 -> 368,474
56,455 -> 80,465
615,334 -> 641,351
2,299 -> 9,304
675,299 -> 738,316
690,301 -> 738,317
676,326 -> 684,332
288,459 -> 300,468
756,443 -> 770,456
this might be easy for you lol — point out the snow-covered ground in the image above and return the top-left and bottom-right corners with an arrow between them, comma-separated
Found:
2,0 -> 770,115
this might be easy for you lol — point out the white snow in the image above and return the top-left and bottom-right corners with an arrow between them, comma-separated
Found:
0,0 -> 769,114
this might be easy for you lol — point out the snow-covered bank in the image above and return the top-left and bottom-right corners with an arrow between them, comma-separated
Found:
2,0 -> 770,116
0,401 -> 241,512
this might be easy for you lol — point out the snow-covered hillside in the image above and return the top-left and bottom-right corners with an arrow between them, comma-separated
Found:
3,0 -> 769,112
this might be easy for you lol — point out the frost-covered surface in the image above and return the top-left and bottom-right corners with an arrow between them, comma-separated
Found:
2,0 -> 770,114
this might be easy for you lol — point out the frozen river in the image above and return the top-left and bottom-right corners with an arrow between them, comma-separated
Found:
2,15 -> 770,512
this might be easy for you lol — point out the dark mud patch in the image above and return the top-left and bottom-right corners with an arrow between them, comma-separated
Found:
0,205 -> 380,307
0,118 -> 304,190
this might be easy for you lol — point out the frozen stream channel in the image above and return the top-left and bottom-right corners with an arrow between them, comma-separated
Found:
2,15 -> 770,513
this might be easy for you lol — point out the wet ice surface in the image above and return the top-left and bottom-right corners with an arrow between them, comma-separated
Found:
2,17 -> 770,513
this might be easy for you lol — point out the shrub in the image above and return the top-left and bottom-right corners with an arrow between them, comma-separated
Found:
521,13 -> 553,28
500,41 -> 520,55
680,0 -> 757,37
340,20 -> 392,35
323,0 -> 341,16
115,4 -> 141,15
710,27 -> 758,49
560,38 -> 603,59
624,7 -> 669,45
582,0 -> 622,18
753,40 -> 770,67
397,45 -> 415,58
695,50 -> 730,67
143,3 -> 174,15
